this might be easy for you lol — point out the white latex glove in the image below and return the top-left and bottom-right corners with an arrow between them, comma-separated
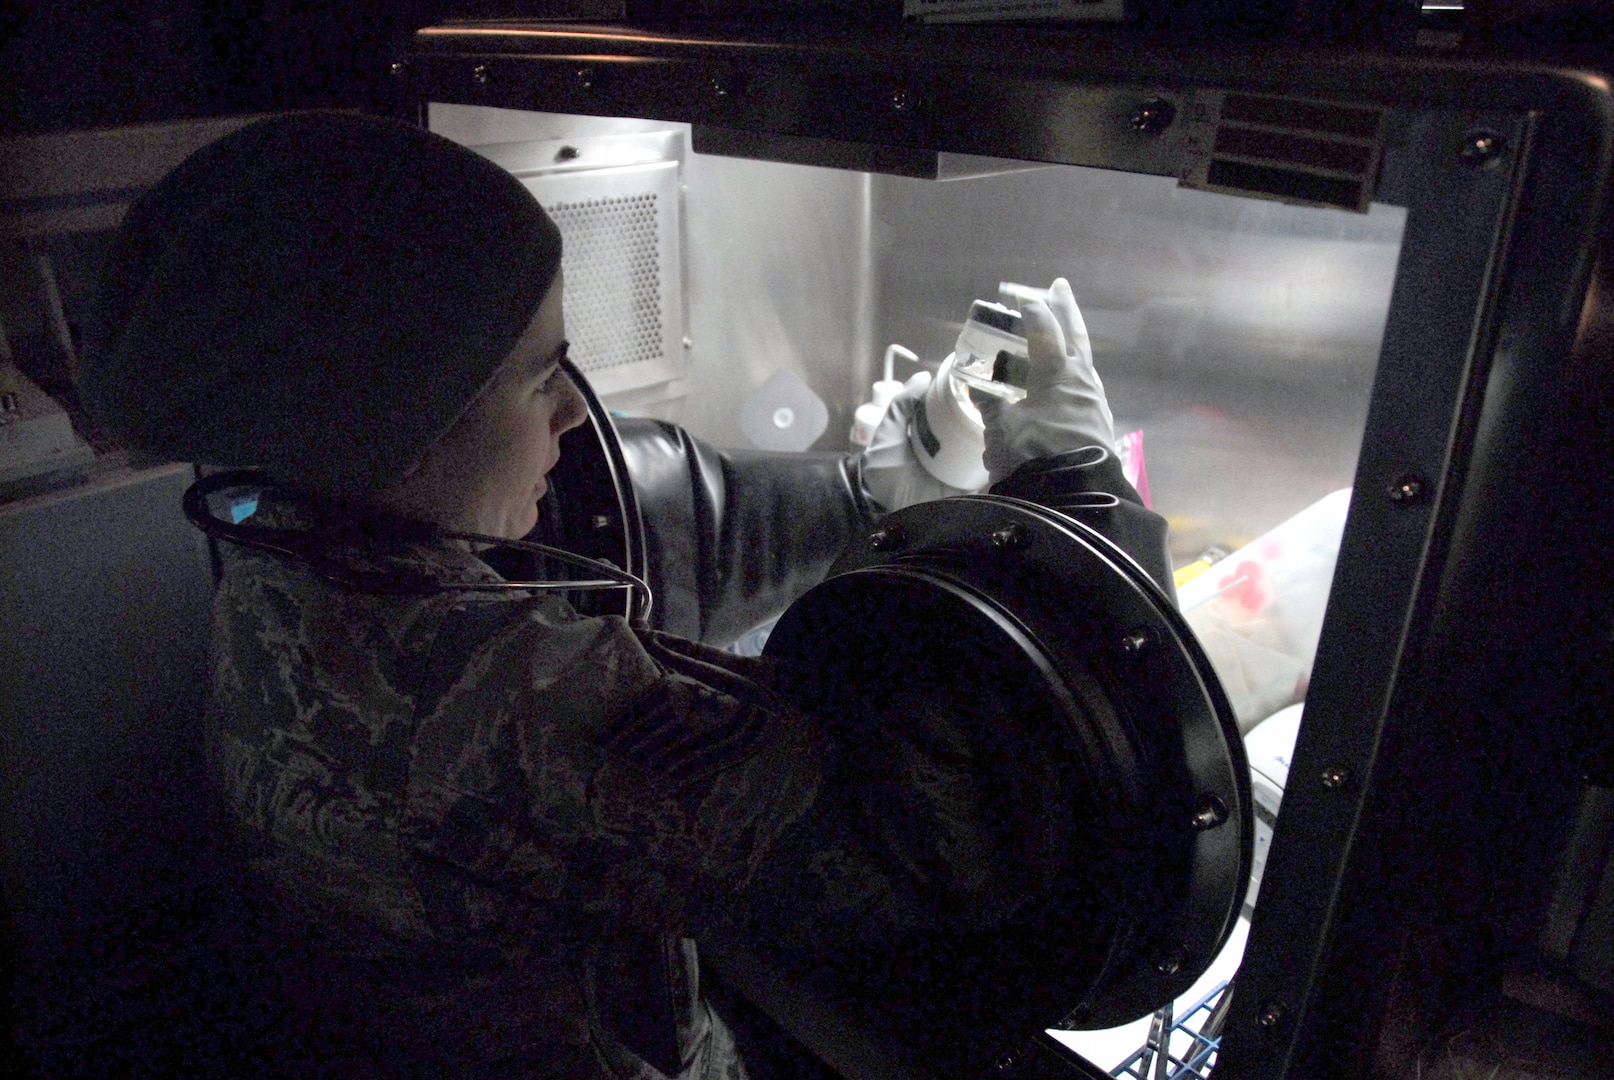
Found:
860,370 -> 974,512
977,277 -> 1116,487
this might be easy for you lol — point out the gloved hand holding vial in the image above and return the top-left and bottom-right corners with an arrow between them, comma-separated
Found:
863,275 -> 1119,509
978,276 -> 1118,486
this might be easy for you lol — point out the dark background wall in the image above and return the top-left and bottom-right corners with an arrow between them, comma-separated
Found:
0,1 -> 440,136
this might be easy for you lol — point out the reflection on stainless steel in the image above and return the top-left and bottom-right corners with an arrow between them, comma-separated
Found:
679,150 -> 874,445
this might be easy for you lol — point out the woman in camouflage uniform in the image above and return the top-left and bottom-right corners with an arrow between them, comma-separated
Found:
80,112 -> 1162,1079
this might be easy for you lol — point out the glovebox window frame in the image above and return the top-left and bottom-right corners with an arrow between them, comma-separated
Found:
406,23 -> 1614,1079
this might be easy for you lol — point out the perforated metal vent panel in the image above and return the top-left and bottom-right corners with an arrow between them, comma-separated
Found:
515,154 -> 685,397
548,192 -> 664,374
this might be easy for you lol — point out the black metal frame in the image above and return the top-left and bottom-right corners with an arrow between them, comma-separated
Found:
407,21 -> 1614,1077
730,491 -> 1251,1077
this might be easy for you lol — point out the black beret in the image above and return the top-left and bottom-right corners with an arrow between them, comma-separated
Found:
81,111 -> 563,503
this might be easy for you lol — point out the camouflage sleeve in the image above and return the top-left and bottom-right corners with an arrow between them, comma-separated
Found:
401,597 -> 830,933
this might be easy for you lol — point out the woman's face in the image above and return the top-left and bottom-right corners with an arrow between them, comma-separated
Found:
380,274 -> 588,539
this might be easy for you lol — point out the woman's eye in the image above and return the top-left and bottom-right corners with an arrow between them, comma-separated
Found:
532,343 -> 569,395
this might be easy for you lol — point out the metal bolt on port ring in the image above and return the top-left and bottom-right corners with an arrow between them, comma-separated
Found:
1189,793 -> 1230,830
989,522 -> 1026,550
869,524 -> 904,551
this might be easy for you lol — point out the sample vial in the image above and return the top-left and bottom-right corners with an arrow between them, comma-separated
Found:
949,300 -> 1029,403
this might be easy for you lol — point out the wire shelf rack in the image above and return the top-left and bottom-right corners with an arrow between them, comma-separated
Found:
1111,980 -> 1233,1080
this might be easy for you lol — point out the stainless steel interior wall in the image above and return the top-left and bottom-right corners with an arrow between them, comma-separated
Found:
679,151 -> 873,449
676,145 -> 1405,563
434,106 -> 1407,564
869,166 -> 1406,562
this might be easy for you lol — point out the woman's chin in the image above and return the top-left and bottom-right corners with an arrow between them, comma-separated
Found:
508,501 -> 541,541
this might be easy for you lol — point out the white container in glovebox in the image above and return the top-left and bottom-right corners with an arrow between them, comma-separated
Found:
908,355 -> 991,491
1176,488 -> 1353,735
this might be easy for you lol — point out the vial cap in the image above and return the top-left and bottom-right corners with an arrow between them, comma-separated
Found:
968,300 -> 1019,334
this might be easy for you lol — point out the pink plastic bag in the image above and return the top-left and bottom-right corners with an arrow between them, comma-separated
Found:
1117,429 -> 1151,509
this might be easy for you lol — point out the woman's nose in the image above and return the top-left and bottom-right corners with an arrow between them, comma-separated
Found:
553,371 -> 590,434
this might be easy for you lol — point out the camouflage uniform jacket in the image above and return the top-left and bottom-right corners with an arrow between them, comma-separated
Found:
205,442 -> 1168,1080
207,499 -> 833,1080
